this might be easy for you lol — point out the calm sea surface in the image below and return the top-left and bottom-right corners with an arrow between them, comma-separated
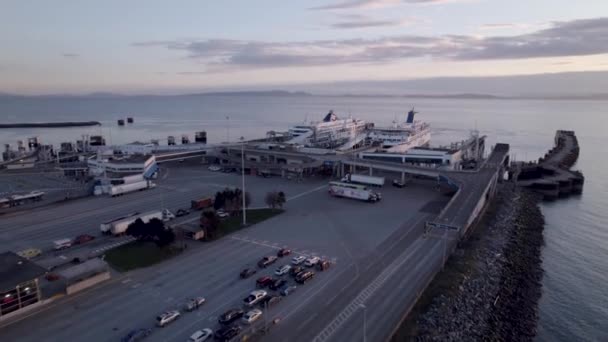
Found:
1,95 -> 607,341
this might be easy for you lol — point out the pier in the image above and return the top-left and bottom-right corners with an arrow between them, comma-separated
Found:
510,130 -> 584,200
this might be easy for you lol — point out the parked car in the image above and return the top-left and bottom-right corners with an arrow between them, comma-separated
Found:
121,328 -> 151,342
156,310 -> 180,327
295,271 -> 315,284
218,309 -> 244,325
277,248 -> 291,257
317,260 -> 331,271
290,266 -> 304,277
176,208 -> 190,217
240,268 -> 257,279
73,234 -> 95,245
280,285 -> 297,296
17,248 -> 42,260
291,255 -> 306,265
243,290 -> 267,306
242,309 -> 263,324
260,295 -> 282,307
258,255 -> 278,268
269,279 -> 287,291
256,276 -> 274,288
392,179 -> 406,188
189,328 -> 213,342
184,297 -> 206,311
304,256 -> 320,267
274,265 -> 291,276
214,325 -> 240,341
208,165 -> 221,172
216,210 -> 229,219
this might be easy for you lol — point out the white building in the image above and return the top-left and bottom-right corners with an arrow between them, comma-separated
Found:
87,154 -> 158,178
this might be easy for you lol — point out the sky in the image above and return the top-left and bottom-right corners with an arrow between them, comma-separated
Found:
1,0 -> 608,94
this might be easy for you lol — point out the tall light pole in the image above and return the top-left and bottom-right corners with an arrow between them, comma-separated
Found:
226,116 -> 230,143
240,136 -> 247,226
360,304 -> 367,342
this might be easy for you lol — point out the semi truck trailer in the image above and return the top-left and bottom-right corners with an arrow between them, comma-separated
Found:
110,180 -> 155,197
328,181 -> 381,202
100,209 -> 174,235
341,173 -> 385,187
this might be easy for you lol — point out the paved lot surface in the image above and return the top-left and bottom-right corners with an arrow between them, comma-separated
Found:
0,164 -> 447,342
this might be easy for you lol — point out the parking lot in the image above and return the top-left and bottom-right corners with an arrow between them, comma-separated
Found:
0,163 -> 447,341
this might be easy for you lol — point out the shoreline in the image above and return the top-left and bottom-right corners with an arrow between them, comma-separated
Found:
0,121 -> 101,129
391,185 -> 545,341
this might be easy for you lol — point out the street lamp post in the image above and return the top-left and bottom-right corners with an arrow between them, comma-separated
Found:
241,136 -> 247,226
226,116 -> 230,143
360,304 -> 367,342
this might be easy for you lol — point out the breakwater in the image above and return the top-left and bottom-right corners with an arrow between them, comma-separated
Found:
395,186 -> 544,341
0,121 -> 101,128
510,130 -> 584,200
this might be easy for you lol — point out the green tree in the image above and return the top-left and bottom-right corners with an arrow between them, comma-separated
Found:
200,210 -> 221,240
126,218 -> 147,240
265,191 -> 278,209
277,191 -> 286,209
213,191 -> 225,210
126,218 -> 175,248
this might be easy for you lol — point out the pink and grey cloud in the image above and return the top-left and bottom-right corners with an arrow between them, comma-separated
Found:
134,17 -> 608,72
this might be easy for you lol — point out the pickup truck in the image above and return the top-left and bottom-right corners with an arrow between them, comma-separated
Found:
258,256 -> 278,268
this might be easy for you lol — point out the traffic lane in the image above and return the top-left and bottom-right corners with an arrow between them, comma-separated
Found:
265,212 -> 434,342
0,238 -> 276,342
0,184 -> 219,251
334,238 -> 442,342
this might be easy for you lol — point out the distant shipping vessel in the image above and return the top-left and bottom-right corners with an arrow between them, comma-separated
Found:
367,108 -> 431,153
287,110 -> 369,149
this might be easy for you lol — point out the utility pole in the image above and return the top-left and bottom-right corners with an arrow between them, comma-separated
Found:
360,304 -> 367,342
264,300 -> 269,334
241,136 -> 247,226
226,116 -> 230,143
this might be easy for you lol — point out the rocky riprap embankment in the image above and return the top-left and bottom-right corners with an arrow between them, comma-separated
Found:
414,186 -> 545,341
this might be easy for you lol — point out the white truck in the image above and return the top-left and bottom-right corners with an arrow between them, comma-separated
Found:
122,174 -> 145,185
110,180 -> 155,197
100,209 -> 174,235
341,173 -> 385,187
328,181 -> 381,202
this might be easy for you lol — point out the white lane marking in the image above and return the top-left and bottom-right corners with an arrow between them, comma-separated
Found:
312,239 -> 429,342
286,184 -> 327,202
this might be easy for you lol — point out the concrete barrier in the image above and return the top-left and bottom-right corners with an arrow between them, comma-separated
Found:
66,272 -> 111,295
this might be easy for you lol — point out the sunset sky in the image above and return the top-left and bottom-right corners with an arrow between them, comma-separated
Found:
2,0 -> 608,94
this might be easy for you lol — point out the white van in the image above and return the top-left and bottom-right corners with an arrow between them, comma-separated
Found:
53,239 -> 72,250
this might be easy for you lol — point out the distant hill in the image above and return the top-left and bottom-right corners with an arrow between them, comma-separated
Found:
182,90 -> 312,97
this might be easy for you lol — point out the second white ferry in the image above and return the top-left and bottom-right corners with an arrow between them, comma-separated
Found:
367,108 -> 431,153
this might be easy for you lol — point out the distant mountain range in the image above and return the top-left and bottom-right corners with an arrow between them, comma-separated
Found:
0,90 -> 312,98
2,71 -> 608,100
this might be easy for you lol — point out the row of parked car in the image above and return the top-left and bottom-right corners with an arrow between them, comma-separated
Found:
216,248 -> 333,337
124,248 -> 332,342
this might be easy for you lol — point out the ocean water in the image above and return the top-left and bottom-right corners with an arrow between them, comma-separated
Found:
1,95 -> 607,341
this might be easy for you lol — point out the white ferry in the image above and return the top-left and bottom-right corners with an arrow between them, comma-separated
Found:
287,110 -> 368,149
367,108 -> 431,153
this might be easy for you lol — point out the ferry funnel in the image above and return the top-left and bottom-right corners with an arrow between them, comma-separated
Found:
406,107 -> 418,124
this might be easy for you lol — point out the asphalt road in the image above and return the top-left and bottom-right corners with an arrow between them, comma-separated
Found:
0,164 -> 447,342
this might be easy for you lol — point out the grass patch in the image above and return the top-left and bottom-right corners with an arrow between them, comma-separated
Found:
208,208 -> 284,240
104,241 -> 182,272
